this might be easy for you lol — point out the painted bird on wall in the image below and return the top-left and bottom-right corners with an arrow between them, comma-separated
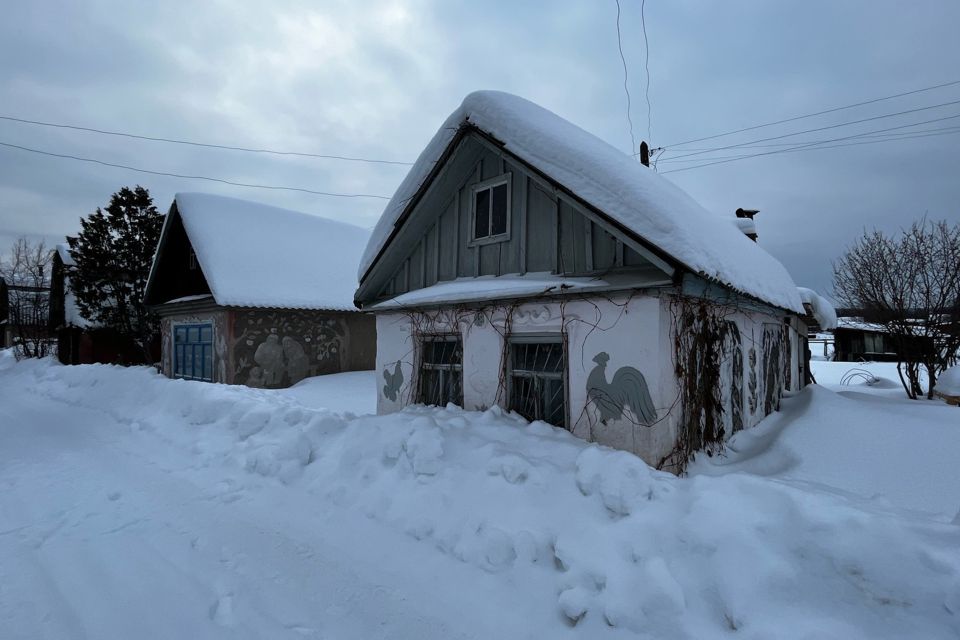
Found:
586,352 -> 657,425
382,361 -> 404,401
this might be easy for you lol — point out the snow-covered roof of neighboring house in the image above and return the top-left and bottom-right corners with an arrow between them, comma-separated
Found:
797,287 -> 838,330
169,193 -> 371,311
359,91 -> 803,314
53,243 -> 88,327
55,243 -> 75,267
836,317 -> 889,333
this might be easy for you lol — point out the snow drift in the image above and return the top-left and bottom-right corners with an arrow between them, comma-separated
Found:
4,355 -> 960,638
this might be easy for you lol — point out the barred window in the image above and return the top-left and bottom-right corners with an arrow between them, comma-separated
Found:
419,335 -> 463,407
508,337 -> 566,428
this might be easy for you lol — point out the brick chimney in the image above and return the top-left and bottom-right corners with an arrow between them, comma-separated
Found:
735,208 -> 759,242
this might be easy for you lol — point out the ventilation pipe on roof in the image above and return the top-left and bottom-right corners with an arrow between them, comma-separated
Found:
735,208 -> 759,242
639,141 -> 649,166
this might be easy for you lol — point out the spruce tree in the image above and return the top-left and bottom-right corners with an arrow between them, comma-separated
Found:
67,186 -> 163,361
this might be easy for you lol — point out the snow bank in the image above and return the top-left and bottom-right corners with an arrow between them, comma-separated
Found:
359,91 -> 803,313
6,357 -> 959,638
164,193 -> 371,311
797,286 -> 838,330
937,366 -> 960,396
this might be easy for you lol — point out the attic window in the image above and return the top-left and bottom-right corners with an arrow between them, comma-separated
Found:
188,249 -> 197,270
471,174 -> 511,243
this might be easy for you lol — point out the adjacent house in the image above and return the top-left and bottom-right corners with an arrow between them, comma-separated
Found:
145,193 -> 376,387
0,277 -> 9,348
832,317 -> 938,363
49,243 -> 158,365
354,91 -> 810,471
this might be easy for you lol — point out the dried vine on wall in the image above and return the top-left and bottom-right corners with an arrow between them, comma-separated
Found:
664,298 -> 733,473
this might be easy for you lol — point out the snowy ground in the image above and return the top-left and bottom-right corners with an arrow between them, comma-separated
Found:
1,352 -> 958,639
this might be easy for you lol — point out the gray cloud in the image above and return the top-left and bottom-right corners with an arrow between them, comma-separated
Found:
1,0 -> 958,296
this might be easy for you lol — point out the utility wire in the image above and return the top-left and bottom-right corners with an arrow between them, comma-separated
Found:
658,127 -> 960,164
658,98 -> 960,161
0,140 -> 392,199
0,115 -> 414,166
614,0 -> 637,157
664,124 -> 960,151
660,113 -> 960,174
641,0 -> 652,142
661,78 -> 960,148
657,123 -> 960,163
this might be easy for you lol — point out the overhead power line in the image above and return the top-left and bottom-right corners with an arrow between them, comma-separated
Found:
661,78 -> 960,148
614,0 -> 637,157
0,115 -> 414,166
660,125 -> 960,163
659,98 -> 960,161
641,0 -> 652,142
660,113 -> 960,174
0,140 -> 392,200
658,127 -> 960,165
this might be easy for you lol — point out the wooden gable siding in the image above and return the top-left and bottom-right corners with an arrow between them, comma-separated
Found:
359,131 -> 672,305
144,204 -> 213,306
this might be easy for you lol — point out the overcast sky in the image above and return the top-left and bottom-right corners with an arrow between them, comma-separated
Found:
1,0 -> 958,296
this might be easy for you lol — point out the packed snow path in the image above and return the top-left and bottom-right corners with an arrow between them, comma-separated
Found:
1,354 -> 959,639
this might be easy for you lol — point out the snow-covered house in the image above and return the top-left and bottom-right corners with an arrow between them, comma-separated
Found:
354,91 -> 811,471
145,193 -> 376,388
0,277 -> 9,348
50,242 -> 160,365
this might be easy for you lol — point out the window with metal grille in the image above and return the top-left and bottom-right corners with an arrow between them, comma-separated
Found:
419,335 -> 463,407
173,323 -> 213,382
471,174 -> 511,242
508,337 -> 566,428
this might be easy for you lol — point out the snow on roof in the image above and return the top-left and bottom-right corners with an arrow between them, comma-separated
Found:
797,287 -> 837,330
733,217 -> 757,236
368,272 -> 671,310
836,317 -> 888,333
63,282 -> 89,328
359,91 -> 803,313
173,193 -> 371,311
56,243 -> 75,267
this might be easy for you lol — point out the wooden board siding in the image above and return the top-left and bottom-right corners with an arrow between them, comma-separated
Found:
356,131 -> 674,306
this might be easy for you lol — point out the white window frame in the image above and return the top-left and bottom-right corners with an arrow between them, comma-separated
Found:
469,173 -> 512,245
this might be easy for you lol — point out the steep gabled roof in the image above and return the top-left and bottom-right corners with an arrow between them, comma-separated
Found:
359,91 -> 803,313
55,243 -> 75,267
150,193 -> 370,311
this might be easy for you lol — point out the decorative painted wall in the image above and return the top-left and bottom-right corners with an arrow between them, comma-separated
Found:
159,306 -> 375,388
230,308 -> 364,389
374,291 -> 805,472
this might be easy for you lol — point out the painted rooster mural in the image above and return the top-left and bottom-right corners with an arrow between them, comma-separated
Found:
382,361 -> 404,402
586,352 -> 657,425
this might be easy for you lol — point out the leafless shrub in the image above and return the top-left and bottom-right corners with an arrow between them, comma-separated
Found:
1,238 -> 53,359
833,219 -> 960,399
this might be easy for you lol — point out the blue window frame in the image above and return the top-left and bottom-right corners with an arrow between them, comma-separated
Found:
173,323 -> 214,382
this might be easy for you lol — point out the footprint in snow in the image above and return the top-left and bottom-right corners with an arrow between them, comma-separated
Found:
209,594 -> 235,626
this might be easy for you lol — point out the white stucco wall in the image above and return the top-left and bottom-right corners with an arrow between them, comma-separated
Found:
375,294 -> 677,466
374,292 -> 804,470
